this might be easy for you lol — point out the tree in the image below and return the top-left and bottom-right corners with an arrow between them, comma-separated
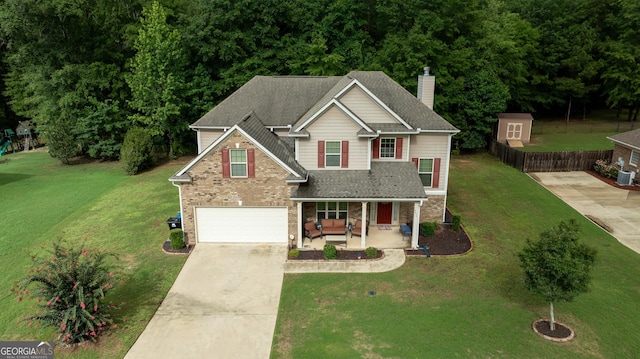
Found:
517,219 -> 597,330
0,0 -> 138,162
126,1 -> 188,159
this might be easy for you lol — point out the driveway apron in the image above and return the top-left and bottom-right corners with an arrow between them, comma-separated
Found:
125,243 -> 287,359
531,171 -> 640,254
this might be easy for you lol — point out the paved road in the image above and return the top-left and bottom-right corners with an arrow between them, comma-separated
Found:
124,244 -> 287,359
531,171 -> 640,254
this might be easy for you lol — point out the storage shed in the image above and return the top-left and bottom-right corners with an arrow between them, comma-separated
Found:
495,113 -> 534,147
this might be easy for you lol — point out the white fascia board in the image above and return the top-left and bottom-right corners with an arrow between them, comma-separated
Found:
419,129 -> 461,134
293,99 -> 373,133
190,125 -> 231,130
335,79 -> 413,129
175,125 -> 304,179
607,137 -> 640,151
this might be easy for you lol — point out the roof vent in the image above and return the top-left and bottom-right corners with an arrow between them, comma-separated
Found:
424,67 -> 430,76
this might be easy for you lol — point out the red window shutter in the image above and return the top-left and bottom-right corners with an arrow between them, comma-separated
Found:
341,141 -> 349,168
318,141 -> 325,168
222,148 -> 230,178
412,158 -> 418,168
432,158 -> 441,188
395,138 -> 403,159
247,148 -> 255,178
372,138 -> 380,159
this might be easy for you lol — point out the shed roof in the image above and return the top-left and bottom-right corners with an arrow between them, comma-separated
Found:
497,113 -> 534,121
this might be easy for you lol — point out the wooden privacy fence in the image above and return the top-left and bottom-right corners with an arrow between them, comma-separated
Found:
489,141 -> 613,172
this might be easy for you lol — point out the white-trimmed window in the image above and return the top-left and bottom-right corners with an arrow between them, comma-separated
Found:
325,141 -> 341,167
631,150 -> 639,166
380,138 -> 396,158
317,202 -> 348,220
418,158 -> 434,187
230,149 -> 247,177
506,123 -> 522,140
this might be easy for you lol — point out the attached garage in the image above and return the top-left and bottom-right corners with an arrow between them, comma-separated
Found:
195,207 -> 288,243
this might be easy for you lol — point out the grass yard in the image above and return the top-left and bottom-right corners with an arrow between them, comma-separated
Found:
0,150 -> 187,358
271,153 -> 640,358
523,119 -> 636,152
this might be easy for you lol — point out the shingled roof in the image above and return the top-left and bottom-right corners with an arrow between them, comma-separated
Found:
170,113 -> 307,182
290,162 -> 428,200
235,113 -> 307,180
190,71 -> 458,133
608,128 -> 640,150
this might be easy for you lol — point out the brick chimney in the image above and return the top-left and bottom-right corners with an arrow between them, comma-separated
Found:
417,66 -> 435,110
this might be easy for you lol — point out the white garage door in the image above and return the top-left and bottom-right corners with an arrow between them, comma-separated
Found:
195,207 -> 288,243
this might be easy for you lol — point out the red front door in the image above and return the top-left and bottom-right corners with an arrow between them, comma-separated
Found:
377,202 -> 392,224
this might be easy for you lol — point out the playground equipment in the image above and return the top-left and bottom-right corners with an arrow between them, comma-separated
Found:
0,136 -> 13,157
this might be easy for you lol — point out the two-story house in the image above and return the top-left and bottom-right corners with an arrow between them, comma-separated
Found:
169,70 -> 459,249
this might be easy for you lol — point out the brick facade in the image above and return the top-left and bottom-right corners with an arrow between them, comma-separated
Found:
178,131 -> 298,245
612,145 -> 639,173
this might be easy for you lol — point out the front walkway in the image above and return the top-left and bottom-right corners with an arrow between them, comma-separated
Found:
124,244 -> 287,359
530,171 -> 640,254
284,248 -> 406,273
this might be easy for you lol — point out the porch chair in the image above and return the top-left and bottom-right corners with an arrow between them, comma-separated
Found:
304,221 -> 322,242
350,219 -> 369,238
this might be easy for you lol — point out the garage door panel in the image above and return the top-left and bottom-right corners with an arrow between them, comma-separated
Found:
196,207 -> 288,243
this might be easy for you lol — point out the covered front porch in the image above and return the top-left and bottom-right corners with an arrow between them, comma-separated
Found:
300,224 -> 412,250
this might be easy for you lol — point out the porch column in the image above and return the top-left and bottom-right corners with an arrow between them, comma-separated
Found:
297,201 -> 303,248
361,201 -> 368,248
411,202 -> 421,248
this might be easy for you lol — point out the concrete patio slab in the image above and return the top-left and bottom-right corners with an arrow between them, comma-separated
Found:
124,244 -> 287,359
530,171 -> 640,254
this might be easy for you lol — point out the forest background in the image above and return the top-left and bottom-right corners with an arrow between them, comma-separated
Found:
0,0 -> 638,162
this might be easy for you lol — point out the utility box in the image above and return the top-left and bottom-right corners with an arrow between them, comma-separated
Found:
617,170 -> 632,185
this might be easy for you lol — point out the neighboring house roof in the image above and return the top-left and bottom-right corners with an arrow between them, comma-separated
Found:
291,162 -> 428,200
170,113 -> 307,182
190,71 -> 458,133
608,128 -> 640,151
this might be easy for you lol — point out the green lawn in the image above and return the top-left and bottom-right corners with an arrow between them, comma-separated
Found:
272,153 -> 640,358
0,150 -> 187,358
523,119 -> 635,152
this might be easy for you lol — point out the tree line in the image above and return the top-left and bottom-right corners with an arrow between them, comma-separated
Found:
0,0 -> 638,163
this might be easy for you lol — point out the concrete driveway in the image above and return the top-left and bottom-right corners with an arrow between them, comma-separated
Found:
124,243 -> 287,359
531,171 -> 640,254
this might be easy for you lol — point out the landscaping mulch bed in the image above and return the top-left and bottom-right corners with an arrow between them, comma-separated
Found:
533,320 -> 574,341
162,240 -> 192,255
586,170 -> 640,191
290,249 -> 383,260
405,224 -> 472,256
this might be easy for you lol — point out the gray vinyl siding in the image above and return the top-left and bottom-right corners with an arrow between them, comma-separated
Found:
339,86 -> 396,124
297,106 -> 369,170
409,133 -> 450,191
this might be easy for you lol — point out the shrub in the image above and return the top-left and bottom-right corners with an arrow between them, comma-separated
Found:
13,242 -> 117,344
323,244 -> 337,259
420,222 -> 437,236
169,230 -> 185,249
120,127 -> 155,175
365,247 -> 379,258
288,249 -> 300,258
594,159 -> 619,179
452,215 -> 461,232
